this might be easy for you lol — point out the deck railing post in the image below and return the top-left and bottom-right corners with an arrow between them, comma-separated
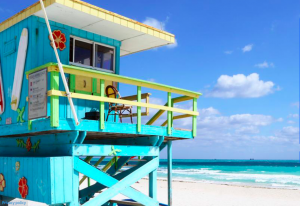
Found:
192,97 -> 197,137
100,79 -> 105,130
50,71 -> 59,127
168,141 -> 172,206
137,86 -> 141,132
167,92 -> 172,135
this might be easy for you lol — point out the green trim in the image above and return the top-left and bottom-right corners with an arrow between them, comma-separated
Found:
50,72 -> 59,127
28,63 -> 202,98
25,62 -> 56,76
92,78 -> 97,94
28,120 -> 32,131
70,74 -> 76,92
100,79 -> 105,130
192,98 -> 197,137
167,92 -> 172,135
74,90 -> 92,95
137,86 -> 142,133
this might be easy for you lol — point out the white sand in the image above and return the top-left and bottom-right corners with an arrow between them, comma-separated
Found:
122,179 -> 300,206
12,178 -> 300,206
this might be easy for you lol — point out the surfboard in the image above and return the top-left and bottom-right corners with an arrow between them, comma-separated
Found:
0,59 -> 4,114
11,28 -> 28,111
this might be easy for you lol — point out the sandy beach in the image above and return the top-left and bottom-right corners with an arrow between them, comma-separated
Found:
10,177 -> 300,206
123,179 -> 300,206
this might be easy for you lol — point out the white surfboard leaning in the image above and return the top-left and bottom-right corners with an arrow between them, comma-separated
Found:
11,28 -> 28,111
0,59 -> 4,114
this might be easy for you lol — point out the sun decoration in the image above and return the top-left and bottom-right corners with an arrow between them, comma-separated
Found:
49,30 -> 66,51
26,137 -> 32,152
18,177 -> 28,199
0,174 -> 6,192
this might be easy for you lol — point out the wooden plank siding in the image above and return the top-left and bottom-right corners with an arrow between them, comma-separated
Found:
0,16 -> 121,130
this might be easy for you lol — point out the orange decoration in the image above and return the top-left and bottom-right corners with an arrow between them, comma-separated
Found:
18,177 -> 28,199
49,30 -> 67,51
0,174 -> 6,192
26,137 -> 32,152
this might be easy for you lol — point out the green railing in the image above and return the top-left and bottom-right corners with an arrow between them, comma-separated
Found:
26,63 -> 201,136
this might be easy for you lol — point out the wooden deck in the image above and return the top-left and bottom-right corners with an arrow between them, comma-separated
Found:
0,118 -> 193,140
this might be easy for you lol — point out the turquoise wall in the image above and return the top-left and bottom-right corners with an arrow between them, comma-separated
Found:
0,16 -> 121,127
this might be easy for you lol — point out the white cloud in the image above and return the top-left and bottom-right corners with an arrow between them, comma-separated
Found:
224,51 -> 233,55
273,126 -> 299,144
242,44 -> 253,52
207,73 -> 276,98
147,78 -> 156,82
197,113 -> 278,130
235,126 -> 260,134
288,114 -> 299,118
142,17 -> 177,49
291,102 -> 299,108
255,61 -> 275,68
142,17 -> 165,30
287,120 -> 295,124
172,106 -> 288,148
166,39 -> 178,49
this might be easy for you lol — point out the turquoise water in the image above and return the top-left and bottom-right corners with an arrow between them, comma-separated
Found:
157,159 -> 300,189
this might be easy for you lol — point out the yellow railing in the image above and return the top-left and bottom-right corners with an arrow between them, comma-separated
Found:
26,63 -> 201,136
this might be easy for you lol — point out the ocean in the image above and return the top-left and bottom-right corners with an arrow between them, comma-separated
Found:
157,159 -> 300,190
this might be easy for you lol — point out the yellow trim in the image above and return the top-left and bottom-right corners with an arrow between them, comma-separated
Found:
48,90 -> 199,116
146,96 -> 194,126
161,114 -> 193,126
0,0 -> 175,44
52,66 -> 200,98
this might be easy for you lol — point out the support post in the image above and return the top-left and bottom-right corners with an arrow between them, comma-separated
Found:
149,157 -> 157,201
100,79 -> 105,130
50,71 -> 59,127
167,92 -> 172,135
192,97 -> 197,137
168,141 -> 172,206
137,86 -> 141,133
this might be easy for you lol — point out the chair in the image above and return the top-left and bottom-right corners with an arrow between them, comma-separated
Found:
105,85 -> 133,123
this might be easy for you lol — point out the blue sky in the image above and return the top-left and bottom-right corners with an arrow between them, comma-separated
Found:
1,0 -> 299,159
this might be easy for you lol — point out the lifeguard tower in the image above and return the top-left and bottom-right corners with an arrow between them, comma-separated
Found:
0,0 -> 200,205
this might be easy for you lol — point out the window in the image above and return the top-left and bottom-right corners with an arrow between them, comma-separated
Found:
69,37 -> 115,72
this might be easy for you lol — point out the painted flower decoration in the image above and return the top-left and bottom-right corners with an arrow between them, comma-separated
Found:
49,30 -> 66,51
0,174 -> 6,192
26,138 -> 32,152
18,177 -> 28,199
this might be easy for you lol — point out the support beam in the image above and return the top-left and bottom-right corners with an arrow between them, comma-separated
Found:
149,159 -> 157,201
72,145 -> 159,156
79,157 -> 142,199
167,92 -> 172,135
168,141 -> 173,206
100,79 -> 105,130
74,157 -> 159,206
192,97 -> 197,137
137,86 -> 141,133
50,71 -> 59,127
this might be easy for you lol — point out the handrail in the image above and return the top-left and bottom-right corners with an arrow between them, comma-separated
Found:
26,63 -> 202,98
48,90 -> 198,116
146,96 -> 194,125
26,63 -> 200,137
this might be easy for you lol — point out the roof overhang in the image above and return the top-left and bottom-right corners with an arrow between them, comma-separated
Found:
0,0 -> 175,56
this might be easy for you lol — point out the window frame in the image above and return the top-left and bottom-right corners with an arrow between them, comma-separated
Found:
70,35 -> 116,73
